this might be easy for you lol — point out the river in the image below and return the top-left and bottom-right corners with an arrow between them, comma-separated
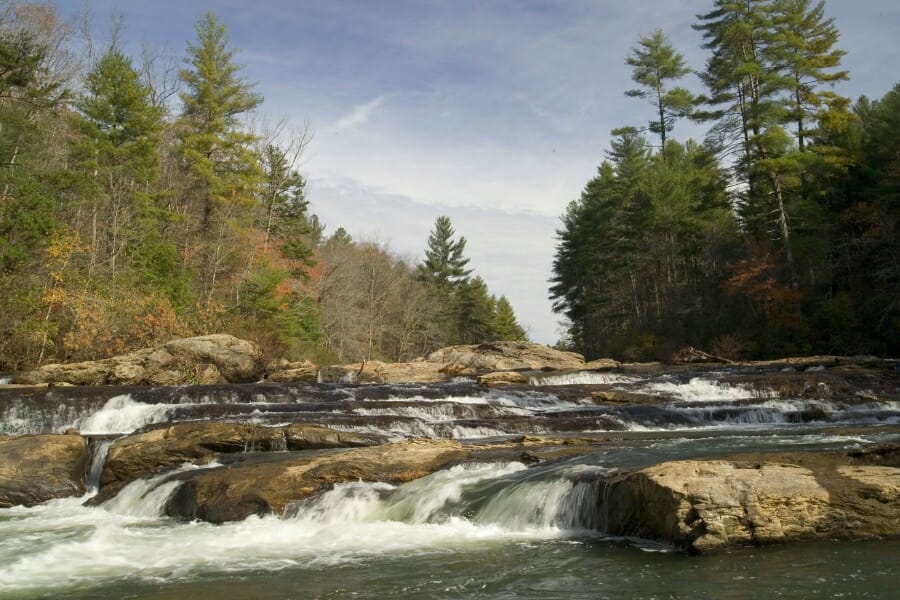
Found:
1,366 -> 898,598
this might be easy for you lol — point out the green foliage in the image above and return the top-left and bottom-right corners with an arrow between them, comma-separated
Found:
418,215 -> 472,289
452,276 -> 495,345
414,216 -> 527,348
553,0 -> 893,360
178,11 -> 263,253
625,29 -> 695,149
259,142 -> 315,276
492,296 -> 526,341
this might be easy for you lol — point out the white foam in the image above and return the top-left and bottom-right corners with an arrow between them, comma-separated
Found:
75,395 -> 172,435
638,378 -> 768,402
529,372 -> 639,386
0,462 -> 563,595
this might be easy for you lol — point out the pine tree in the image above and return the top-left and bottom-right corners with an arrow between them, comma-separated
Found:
74,47 -> 165,283
625,29 -> 695,151
492,296 -> 526,341
178,11 -> 263,304
259,142 -> 314,275
418,215 -> 472,289
695,0 -> 800,282
766,0 -> 849,151
453,276 -> 496,344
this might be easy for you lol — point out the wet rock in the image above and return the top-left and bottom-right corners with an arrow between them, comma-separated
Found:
589,389 -> 660,405
477,371 -> 529,386
426,341 -> 586,372
95,422 -> 377,501
14,334 -> 263,386
0,433 -> 87,507
596,445 -> 900,553
164,439 -> 470,522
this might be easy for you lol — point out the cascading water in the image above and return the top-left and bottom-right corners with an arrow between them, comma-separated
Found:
1,362 -> 899,598
85,438 -> 114,492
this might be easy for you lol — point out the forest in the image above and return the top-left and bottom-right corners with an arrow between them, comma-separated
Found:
551,0 -> 899,360
0,2 -> 525,371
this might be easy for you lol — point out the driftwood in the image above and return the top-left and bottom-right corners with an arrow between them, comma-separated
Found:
674,346 -> 735,365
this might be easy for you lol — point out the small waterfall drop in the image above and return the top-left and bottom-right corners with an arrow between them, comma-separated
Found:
472,464 -> 612,530
85,438 -> 114,492
529,372 -> 638,386
75,395 -> 172,435
288,461 -> 608,532
638,377 -> 764,402
101,463 -> 219,518
102,476 -> 183,518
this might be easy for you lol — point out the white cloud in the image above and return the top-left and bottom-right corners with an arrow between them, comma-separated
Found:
331,95 -> 386,132
307,176 -> 562,345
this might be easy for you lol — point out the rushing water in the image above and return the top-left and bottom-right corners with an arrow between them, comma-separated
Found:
1,366 -> 899,598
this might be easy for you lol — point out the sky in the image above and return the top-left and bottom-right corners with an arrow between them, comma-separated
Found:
57,0 -> 900,344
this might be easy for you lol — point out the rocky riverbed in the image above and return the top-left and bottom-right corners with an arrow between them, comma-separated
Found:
1,339 -> 899,597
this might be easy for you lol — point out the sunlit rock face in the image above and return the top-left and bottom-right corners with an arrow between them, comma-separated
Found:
0,433 -> 87,507
13,334 -> 263,386
597,444 -> 900,552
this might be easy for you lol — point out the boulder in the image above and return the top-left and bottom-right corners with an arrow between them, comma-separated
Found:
164,439 -> 470,522
266,359 -> 319,383
584,358 -> 621,370
14,334 -> 263,386
427,342 -> 586,372
95,421 -> 377,500
477,371 -> 529,386
0,433 -> 87,507
596,445 -> 900,553
164,336 -> 262,382
319,360 -> 449,384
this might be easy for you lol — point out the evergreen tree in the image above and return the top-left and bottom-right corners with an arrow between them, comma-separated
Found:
492,296 -> 526,341
74,47 -> 165,283
417,215 -> 472,289
178,11 -> 263,303
259,142 -> 314,275
453,276 -> 496,344
625,29 -> 695,150
767,0 -> 849,151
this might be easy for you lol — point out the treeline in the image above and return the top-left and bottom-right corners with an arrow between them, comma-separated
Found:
0,3 -> 525,370
551,0 -> 899,360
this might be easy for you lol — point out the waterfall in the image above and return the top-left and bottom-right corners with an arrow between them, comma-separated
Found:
101,475 -> 184,518
287,461 -> 609,532
101,463 -> 220,518
75,395 -> 173,435
85,438 -> 114,492
637,377 -> 767,402
529,372 -> 638,386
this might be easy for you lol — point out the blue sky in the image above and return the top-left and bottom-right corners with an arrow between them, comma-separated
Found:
58,0 -> 900,344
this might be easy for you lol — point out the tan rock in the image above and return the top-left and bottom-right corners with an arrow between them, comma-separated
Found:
477,371 -> 529,386
96,421 -> 377,500
0,433 -> 87,507
266,359 -> 319,382
427,341 -> 585,372
584,358 -> 621,370
164,439 -> 470,522
597,447 -> 900,552
14,334 -> 264,386
163,335 -> 262,382
319,360 -> 449,384
837,466 -> 900,502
